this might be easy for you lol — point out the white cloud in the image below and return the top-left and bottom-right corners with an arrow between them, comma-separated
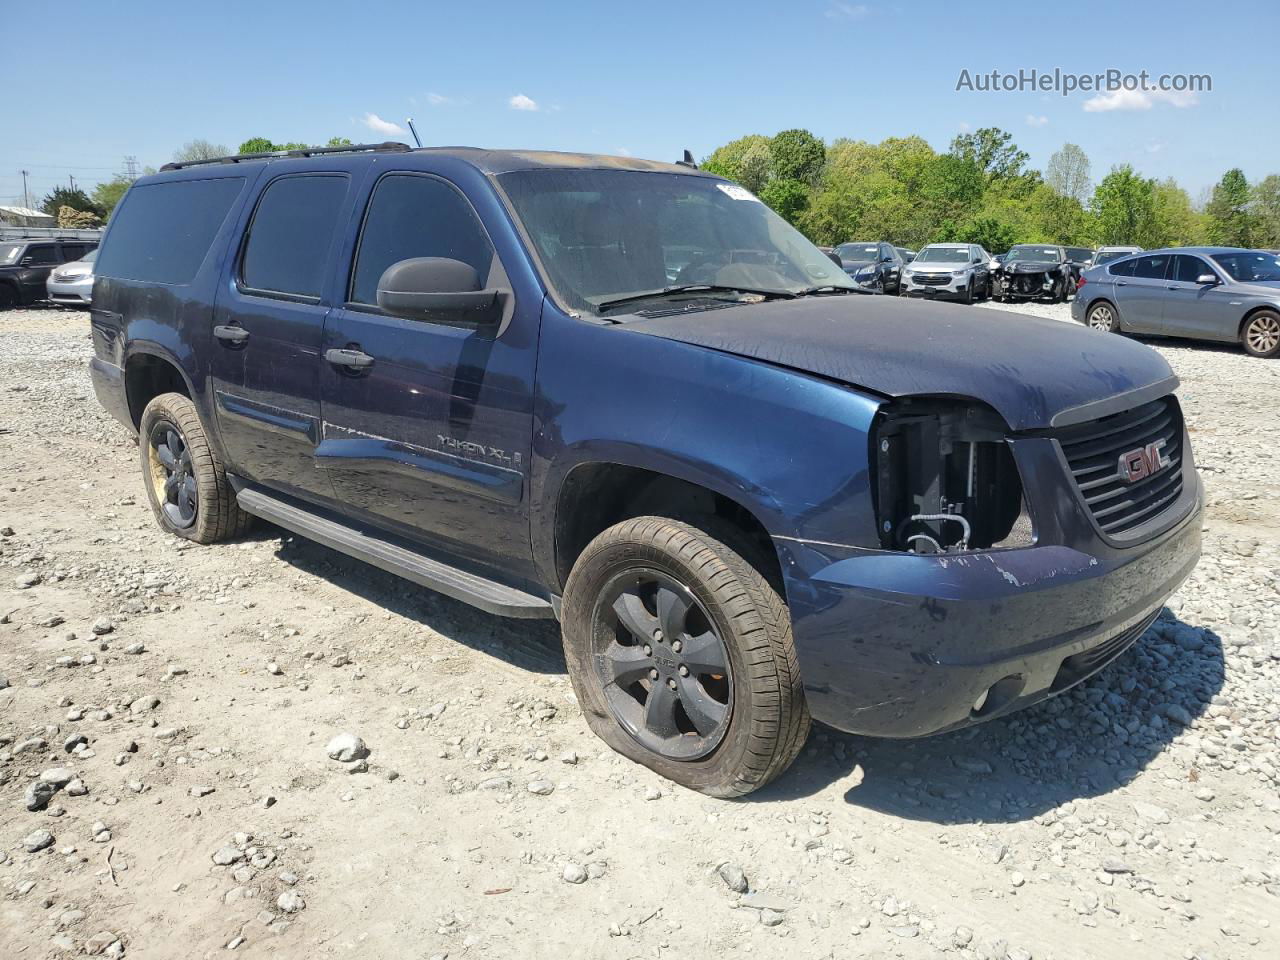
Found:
958,121 -> 972,133
616,147 -> 632,157
425,92 -> 451,105
825,2 -> 869,18
1082,87 -> 1199,112
361,112 -> 406,136
509,94 -> 539,112
1145,141 -> 1165,154
1025,114 -> 1049,127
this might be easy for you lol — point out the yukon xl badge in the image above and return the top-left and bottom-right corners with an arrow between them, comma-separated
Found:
1117,439 -> 1170,484
437,435 -> 521,468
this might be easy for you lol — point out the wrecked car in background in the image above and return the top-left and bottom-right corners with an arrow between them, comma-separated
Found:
992,244 -> 1076,303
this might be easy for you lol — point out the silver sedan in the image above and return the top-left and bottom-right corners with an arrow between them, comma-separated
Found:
46,248 -> 97,306
1072,247 -> 1280,358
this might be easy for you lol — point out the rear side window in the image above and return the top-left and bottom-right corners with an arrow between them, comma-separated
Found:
241,175 -> 349,300
25,245 -> 59,265
1131,255 -> 1170,280
96,178 -> 244,284
349,174 -> 494,306
1109,258 -> 1137,277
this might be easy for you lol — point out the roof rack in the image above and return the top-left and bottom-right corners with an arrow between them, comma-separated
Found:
160,141 -> 412,172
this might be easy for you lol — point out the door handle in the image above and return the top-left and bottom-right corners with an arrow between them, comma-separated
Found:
213,324 -> 249,345
325,347 -> 375,369
1116,281 -> 1128,287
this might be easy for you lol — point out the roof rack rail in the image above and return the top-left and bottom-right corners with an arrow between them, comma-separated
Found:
160,141 -> 412,172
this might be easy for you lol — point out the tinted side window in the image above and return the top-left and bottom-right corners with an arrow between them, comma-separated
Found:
1109,258 -> 1137,277
350,174 -> 494,306
61,244 -> 87,261
1172,255 -> 1209,283
96,178 -> 245,284
1132,255 -> 1170,280
241,175 -> 349,299
25,245 -> 59,265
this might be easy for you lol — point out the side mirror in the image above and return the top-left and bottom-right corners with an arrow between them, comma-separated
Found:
825,250 -> 843,267
1195,273 -> 1219,285
376,257 -> 506,325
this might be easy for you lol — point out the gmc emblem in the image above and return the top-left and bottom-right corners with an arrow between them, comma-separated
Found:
1117,439 -> 1171,484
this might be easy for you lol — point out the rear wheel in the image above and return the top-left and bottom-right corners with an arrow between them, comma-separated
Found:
562,516 -> 809,797
1087,301 -> 1119,333
0,284 -> 17,310
1242,310 -> 1280,358
139,392 -> 252,544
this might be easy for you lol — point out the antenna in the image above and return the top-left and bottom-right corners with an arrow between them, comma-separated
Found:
676,149 -> 697,169
406,118 -> 423,148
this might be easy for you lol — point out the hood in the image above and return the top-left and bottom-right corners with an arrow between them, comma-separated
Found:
626,295 -> 1176,432
909,261 -> 968,273
1230,279 -> 1280,296
1001,261 -> 1061,274
840,259 -> 876,272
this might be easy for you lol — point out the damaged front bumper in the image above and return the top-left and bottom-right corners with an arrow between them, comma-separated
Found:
995,270 -> 1061,300
775,436 -> 1203,738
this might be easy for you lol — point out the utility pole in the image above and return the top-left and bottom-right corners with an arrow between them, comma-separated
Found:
21,170 -> 30,210
69,174 -> 77,192
124,156 -> 139,180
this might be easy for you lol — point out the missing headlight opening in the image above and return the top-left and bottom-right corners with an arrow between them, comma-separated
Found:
873,399 -> 1032,553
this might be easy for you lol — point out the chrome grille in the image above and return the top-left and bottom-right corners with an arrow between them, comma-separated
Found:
913,273 -> 950,286
1054,396 -> 1185,537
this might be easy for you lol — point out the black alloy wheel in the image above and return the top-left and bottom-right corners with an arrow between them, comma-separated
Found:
592,569 -> 733,761
147,419 -> 198,529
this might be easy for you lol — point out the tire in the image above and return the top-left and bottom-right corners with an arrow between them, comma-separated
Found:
963,281 -> 974,305
1241,309 -> 1280,358
1086,300 -> 1120,333
0,284 -> 17,310
561,516 -> 810,798
138,392 -> 252,544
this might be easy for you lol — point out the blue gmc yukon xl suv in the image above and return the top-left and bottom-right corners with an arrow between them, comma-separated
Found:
89,142 -> 1202,796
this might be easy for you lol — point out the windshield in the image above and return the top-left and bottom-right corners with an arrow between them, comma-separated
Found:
1093,250 -> 1126,265
1211,251 -> 1280,283
78,248 -> 98,264
1005,246 -> 1062,264
1065,247 -> 1093,262
497,170 -> 856,315
915,247 -> 970,264
0,243 -> 21,265
836,243 -> 880,262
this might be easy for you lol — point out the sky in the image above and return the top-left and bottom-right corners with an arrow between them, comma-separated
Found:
5,0 -> 1276,207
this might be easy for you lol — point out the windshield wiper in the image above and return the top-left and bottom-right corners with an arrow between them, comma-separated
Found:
595,284 -> 796,312
794,285 -> 863,296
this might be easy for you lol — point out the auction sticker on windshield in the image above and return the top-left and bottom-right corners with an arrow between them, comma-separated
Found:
716,183 -> 761,202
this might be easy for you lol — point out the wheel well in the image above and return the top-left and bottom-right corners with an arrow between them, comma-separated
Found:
554,464 -> 783,594
125,355 -> 189,428
1239,305 -> 1279,341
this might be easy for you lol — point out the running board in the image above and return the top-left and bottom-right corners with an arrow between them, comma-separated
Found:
234,486 -> 555,619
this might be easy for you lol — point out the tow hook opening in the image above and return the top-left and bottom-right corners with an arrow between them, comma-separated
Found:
971,675 -> 1025,718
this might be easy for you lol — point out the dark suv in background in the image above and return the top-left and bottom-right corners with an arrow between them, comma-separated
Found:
89,142 -> 1202,796
0,237 -> 98,308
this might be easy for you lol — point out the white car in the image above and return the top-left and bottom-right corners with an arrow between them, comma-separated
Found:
46,248 -> 97,305
900,243 -> 993,303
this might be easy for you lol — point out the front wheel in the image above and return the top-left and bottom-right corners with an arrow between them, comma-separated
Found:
1242,310 -> 1280,358
561,517 -> 810,797
139,392 -> 252,543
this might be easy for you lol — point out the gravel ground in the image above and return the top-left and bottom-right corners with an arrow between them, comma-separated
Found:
1,303 -> 1278,960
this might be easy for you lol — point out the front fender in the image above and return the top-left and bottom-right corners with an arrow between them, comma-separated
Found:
529,306 -> 883,590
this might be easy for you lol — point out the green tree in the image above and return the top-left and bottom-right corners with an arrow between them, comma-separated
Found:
91,176 -> 134,219
173,140 -> 230,163
759,178 -> 810,225
949,127 -> 1031,184
1205,168 -> 1257,247
1091,165 -> 1156,246
769,129 -> 826,186
326,137 -> 354,147
1150,179 -> 1204,247
40,186 -> 100,218
238,137 -> 277,153
1045,143 -> 1091,204
1254,174 -> 1280,249
702,134 -> 772,193
948,215 -> 1020,252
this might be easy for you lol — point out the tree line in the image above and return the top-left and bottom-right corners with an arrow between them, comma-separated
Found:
36,136 -> 354,226
702,127 -> 1280,253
